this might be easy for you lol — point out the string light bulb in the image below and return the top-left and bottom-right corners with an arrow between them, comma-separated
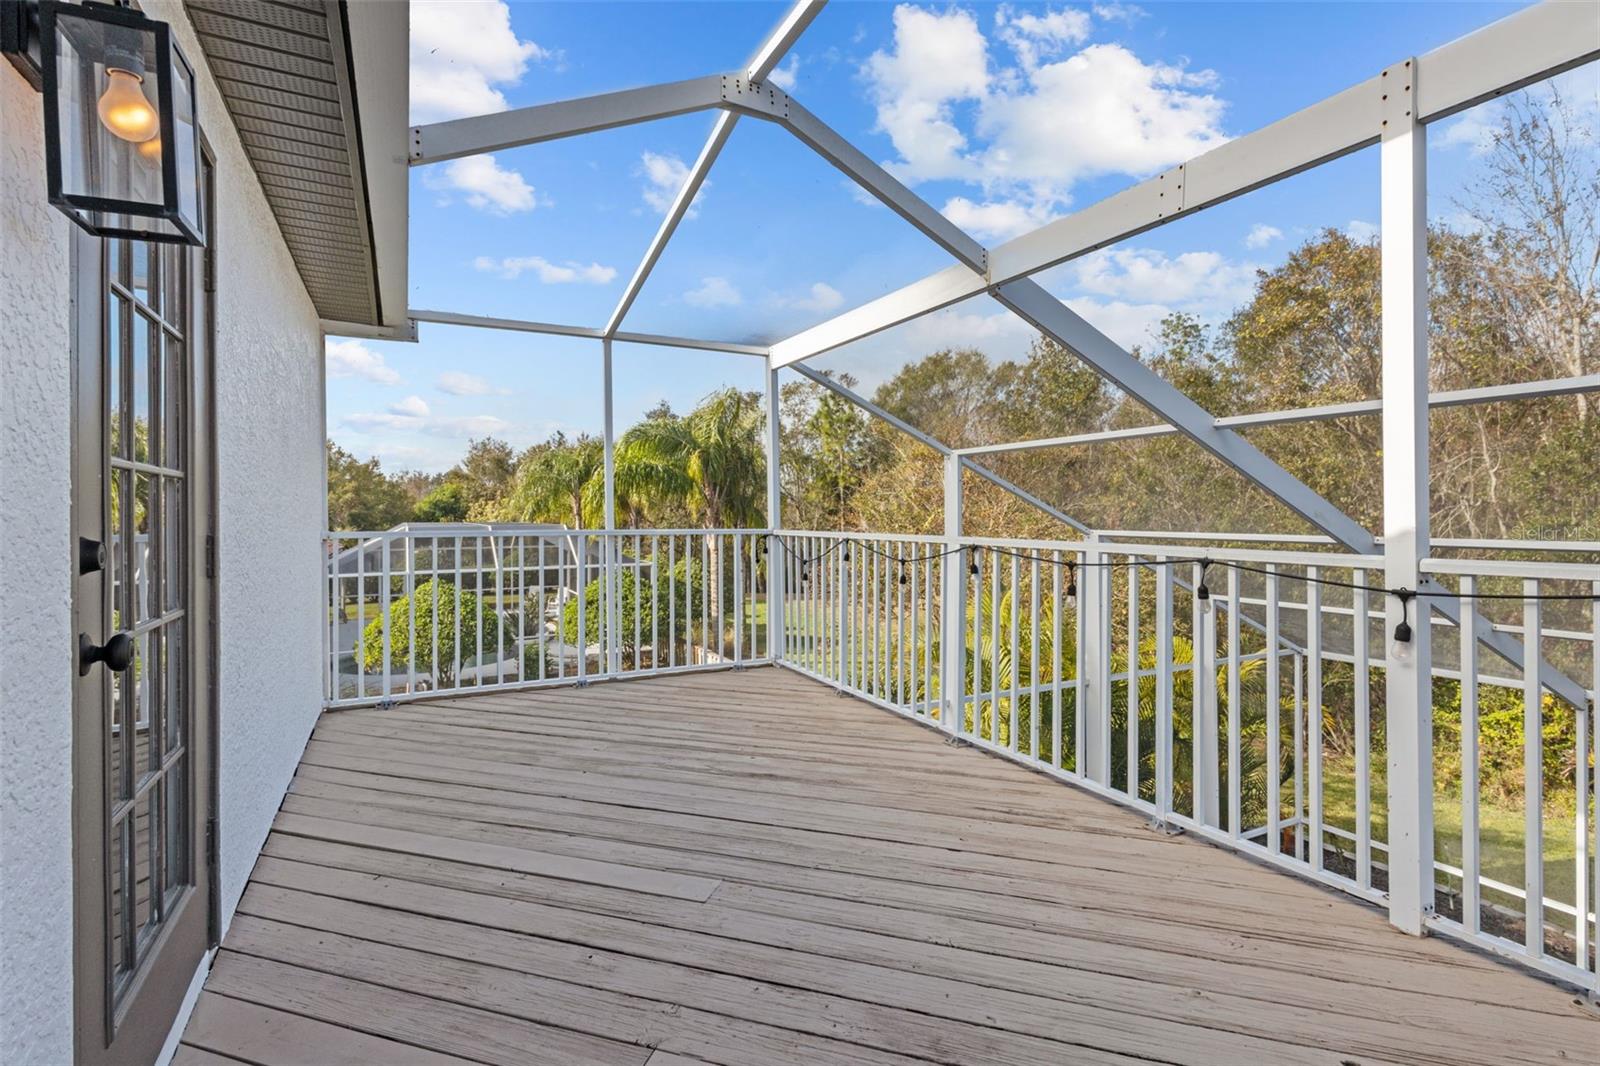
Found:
1065,563 -> 1078,609
1196,561 -> 1214,615
1390,590 -> 1415,663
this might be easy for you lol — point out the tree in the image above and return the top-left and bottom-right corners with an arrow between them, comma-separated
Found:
361,578 -> 507,686
326,441 -> 409,531
448,437 -> 519,508
413,481 -> 471,523
559,561 -> 705,659
614,388 -> 766,530
506,432 -> 605,528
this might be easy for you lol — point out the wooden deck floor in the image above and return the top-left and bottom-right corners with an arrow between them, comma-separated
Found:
176,667 -> 1597,1065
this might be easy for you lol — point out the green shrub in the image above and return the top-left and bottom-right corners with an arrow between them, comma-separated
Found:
560,561 -> 704,651
361,578 -> 506,685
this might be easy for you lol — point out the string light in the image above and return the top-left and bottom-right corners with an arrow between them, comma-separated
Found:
1390,590 -> 1415,663
1195,560 -> 1213,614
1065,561 -> 1078,609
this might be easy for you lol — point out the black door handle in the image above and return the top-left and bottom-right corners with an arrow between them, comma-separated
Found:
79,632 -> 134,676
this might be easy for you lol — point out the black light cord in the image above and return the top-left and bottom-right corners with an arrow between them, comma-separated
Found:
767,534 -> 1598,602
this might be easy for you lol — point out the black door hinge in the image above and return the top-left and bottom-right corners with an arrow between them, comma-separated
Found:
205,816 -> 218,871
205,534 -> 216,579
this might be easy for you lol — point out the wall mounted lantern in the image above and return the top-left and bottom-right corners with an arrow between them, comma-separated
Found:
3,1 -> 203,244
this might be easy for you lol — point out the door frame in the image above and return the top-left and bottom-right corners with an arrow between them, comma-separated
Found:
68,139 -> 219,1066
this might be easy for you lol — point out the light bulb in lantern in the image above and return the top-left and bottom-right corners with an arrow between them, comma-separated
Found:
136,134 -> 162,167
98,68 -> 160,143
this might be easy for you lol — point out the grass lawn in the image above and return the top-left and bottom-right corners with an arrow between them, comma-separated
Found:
1320,754 -> 1588,915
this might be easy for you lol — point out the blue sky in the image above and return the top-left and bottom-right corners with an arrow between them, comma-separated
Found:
324,0 -> 1590,473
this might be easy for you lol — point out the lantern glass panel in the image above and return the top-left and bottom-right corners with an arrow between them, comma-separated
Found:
43,3 -> 202,245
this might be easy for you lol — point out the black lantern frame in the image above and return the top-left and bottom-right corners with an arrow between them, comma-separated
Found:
39,1 -> 203,245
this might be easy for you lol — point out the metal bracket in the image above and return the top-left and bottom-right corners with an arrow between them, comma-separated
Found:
1378,58 -> 1418,139
720,73 -> 788,121
1153,164 -> 1186,222
1,0 -> 43,92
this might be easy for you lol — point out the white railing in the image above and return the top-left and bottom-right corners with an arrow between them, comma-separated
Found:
324,528 -> 770,708
325,524 -> 1596,992
771,529 -> 1598,993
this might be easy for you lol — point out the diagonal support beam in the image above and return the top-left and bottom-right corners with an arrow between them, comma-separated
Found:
606,0 -> 825,337
767,0 -> 1599,367
991,279 -> 1380,552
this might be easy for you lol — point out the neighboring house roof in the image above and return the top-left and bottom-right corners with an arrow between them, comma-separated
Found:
184,0 -> 408,336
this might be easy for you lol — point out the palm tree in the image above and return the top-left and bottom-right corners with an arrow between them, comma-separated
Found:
613,389 -> 766,626
506,433 -> 604,528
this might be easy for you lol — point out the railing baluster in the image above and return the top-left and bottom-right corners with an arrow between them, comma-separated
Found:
1156,557 -> 1173,816
1030,555 -> 1040,760
1524,578 -> 1543,957
1354,569 -> 1372,889
1009,551 -> 1020,754
1293,650 -> 1305,860
1308,567 -> 1323,870
1267,563 -> 1280,854
1460,575 -> 1479,933
1227,564 -> 1240,836
1128,561 -> 1140,798
1053,551 -> 1064,770
990,549 -> 1001,744
734,532 -> 744,666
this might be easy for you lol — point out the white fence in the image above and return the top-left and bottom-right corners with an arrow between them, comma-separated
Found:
324,528 -> 770,706
773,529 -> 1598,993
327,524 -> 1597,992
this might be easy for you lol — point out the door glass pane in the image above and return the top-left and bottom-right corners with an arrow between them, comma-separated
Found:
131,316 -> 150,462
162,332 -> 183,470
163,479 -> 183,613
162,244 -> 183,328
111,813 -> 130,981
133,473 -> 153,623
130,793 -> 152,953
131,631 -> 152,778
163,620 -> 184,754
161,758 -> 186,902
108,292 -> 123,458
131,240 -> 151,306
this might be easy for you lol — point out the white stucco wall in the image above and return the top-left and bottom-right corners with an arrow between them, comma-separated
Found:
1,2 -> 327,1057
0,54 -> 77,1066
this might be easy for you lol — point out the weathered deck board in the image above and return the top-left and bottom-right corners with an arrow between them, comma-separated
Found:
185,667 -> 1599,1065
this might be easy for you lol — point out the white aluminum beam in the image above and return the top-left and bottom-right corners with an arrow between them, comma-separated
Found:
955,372 -> 1600,456
783,100 -> 988,272
605,1 -> 825,338
1379,60 -> 1434,935
769,1 -> 1600,367
410,75 -> 728,165
409,309 -> 769,357
960,460 -> 1092,536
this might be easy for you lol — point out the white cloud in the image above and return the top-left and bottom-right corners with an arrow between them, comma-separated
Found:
473,255 -> 616,284
410,0 -> 550,123
768,55 -> 800,91
1092,3 -> 1147,25
1064,296 -> 1171,351
1066,247 -> 1257,311
390,395 -> 431,418
344,409 -> 511,438
905,305 -> 1034,350
780,282 -> 845,313
436,371 -> 509,397
941,195 -> 1056,241
684,276 -> 741,308
639,151 -> 706,217
1346,219 -> 1378,243
1435,104 -> 1503,156
431,155 -> 540,214
325,338 -> 400,385
1244,223 -> 1283,249
995,5 -> 1091,71
863,5 -> 1227,219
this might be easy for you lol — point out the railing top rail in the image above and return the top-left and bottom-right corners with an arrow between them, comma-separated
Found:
1092,540 -> 1382,569
326,527 -> 772,539
1421,557 -> 1600,582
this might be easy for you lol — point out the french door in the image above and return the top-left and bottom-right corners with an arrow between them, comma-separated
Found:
71,158 -> 214,1066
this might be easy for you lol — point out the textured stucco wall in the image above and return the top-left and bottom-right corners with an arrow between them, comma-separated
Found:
0,55 -> 77,1066
147,0 -> 327,928
1,2 -> 327,1056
